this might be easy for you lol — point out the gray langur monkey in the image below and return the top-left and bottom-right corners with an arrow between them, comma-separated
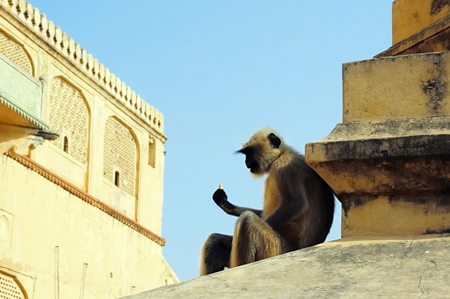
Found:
199,128 -> 335,275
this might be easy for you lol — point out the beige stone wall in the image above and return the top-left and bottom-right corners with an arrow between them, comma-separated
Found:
0,0 -> 167,236
1,7 -> 166,221
0,156 -> 176,299
0,0 -> 177,297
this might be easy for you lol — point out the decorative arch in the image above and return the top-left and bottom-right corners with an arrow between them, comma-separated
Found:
103,117 -> 138,195
49,77 -> 90,165
0,30 -> 33,75
0,270 -> 28,299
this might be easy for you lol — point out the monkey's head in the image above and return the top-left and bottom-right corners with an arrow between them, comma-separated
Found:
237,128 -> 284,177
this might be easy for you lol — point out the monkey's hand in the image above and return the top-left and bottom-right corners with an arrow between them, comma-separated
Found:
212,188 -> 235,214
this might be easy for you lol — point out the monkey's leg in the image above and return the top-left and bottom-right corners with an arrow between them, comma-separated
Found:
230,211 -> 290,268
200,233 -> 232,276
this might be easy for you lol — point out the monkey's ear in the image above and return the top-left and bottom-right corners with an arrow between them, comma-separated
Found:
268,133 -> 281,149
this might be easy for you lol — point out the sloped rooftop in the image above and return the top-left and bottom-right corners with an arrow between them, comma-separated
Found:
123,235 -> 450,299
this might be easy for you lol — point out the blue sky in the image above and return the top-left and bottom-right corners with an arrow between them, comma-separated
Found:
30,1 -> 393,282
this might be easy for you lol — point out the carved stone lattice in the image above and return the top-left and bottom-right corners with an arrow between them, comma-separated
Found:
0,30 -> 32,74
103,117 -> 136,195
49,77 -> 89,164
0,272 -> 26,299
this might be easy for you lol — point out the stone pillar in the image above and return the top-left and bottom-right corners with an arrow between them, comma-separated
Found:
306,51 -> 450,237
378,0 -> 450,57
305,1 -> 450,238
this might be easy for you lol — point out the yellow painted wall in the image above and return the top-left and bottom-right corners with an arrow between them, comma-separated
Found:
343,51 -> 450,122
307,50 -> 450,237
0,8 -> 167,234
0,156 -> 176,298
0,1 -> 177,298
392,0 -> 450,44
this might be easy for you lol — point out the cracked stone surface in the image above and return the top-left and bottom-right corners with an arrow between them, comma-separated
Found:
122,235 -> 450,299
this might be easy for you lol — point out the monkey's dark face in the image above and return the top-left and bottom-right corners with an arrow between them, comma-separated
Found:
237,132 -> 283,175
237,146 -> 262,174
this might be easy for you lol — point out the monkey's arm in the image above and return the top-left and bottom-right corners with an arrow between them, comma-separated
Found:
212,188 -> 262,217
265,200 -> 304,230
264,179 -> 307,231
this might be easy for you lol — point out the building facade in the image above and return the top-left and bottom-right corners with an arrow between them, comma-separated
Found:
0,1 -> 177,298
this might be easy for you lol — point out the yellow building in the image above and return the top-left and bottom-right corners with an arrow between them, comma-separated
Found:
0,1 -> 177,298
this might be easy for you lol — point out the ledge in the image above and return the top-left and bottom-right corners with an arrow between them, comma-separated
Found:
0,52 -> 48,130
376,14 -> 450,57
0,95 -> 47,129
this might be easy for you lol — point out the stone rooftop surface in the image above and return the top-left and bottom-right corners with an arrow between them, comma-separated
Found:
122,235 -> 450,299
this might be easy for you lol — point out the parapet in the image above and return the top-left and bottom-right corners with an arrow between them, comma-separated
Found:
0,0 -> 164,135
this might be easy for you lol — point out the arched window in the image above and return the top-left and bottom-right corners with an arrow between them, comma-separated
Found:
148,138 -> 156,168
0,30 -> 33,74
114,171 -> 120,187
63,136 -> 69,153
103,117 -> 137,195
49,77 -> 89,164
0,270 -> 27,299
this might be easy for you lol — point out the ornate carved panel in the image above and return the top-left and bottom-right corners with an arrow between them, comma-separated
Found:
49,77 -> 89,164
0,271 -> 26,299
0,30 -> 32,74
103,117 -> 136,195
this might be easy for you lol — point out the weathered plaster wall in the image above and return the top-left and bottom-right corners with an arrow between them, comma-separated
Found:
392,0 -> 450,44
306,50 -> 450,237
343,52 -> 450,122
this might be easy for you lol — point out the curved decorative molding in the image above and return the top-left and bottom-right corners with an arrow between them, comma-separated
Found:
0,269 -> 28,299
0,124 -> 44,156
6,153 -> 166,246
0,0 -> 166,140
8,135 -> 43,156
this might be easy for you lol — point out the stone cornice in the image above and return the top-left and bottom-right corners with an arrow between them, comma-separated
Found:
6,153 -> 166,246
0,0 -> 166,141
375,14 -> 450,58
